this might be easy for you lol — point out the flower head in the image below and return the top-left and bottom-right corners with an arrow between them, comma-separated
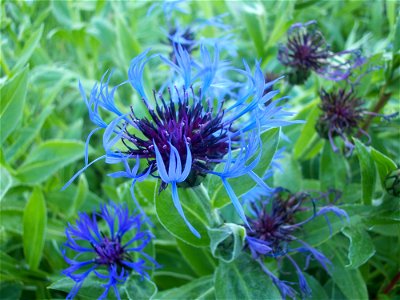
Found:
278,21 -> 364,84
62,202 -> 157,300
245,188 -> 348,298
315,88 -> 397,156
64,45 -> 297,238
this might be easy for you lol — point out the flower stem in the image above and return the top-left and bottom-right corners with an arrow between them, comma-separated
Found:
362,86 -> 392,132
383,271 -> 400,294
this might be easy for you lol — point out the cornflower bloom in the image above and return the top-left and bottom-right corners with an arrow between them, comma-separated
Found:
63,45 -> 297,238
245,188 -> 349,299
62,202 -> 157,300
278,21 -> 365,84
315,88 -> 397,156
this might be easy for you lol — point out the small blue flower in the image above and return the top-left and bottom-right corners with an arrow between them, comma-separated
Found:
62,202 -> 157,300
278,21 -> 365,84
64,45 -> 297,238
245,188 -> 349,299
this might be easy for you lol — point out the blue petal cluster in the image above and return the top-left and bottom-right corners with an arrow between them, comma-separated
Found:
245,188 -> 349,298
63,44 -> 297,238
62,202 -> 157,300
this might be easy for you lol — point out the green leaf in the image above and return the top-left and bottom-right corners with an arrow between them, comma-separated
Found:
0,67 -> 28,143
214,253 -> 281,300
12,25 -> 43,73
208,223 -> 246,263
0,166 -> 13,201
5,105 -> 54,163
342,225 -> 376,269
274,153 -> 303,192
354,139 -> 376,205
0,281 -> 23,300
209,128 -> 280,209
155,275 -> 214,300
67,174 -> 88,219
155,183 -> 213,247
50,274 -> 157,300
393,13 -> 400,53
321,239 -> 368,300
300,210 -> 348,247
320,141 -> 349,192
121,275 -> 158,300
176,239 -> 216,276
243,7 -> 265,57
0,251 -> 47,282
303,274 -> 329,300
49,275 -> 108,299
16,140 -> 85,185
51,0 -> 73,28
370,147 -> 397,185
293,104 -> 323,160
23,187 -> 47,270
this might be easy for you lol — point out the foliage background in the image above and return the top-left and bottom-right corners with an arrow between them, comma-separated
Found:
1,0 -> 399,299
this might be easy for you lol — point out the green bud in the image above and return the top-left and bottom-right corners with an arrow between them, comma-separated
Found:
385,169 -> 400,197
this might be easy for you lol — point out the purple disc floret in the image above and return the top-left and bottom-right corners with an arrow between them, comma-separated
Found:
245,188 -> 349,299
278,21 -> 365,84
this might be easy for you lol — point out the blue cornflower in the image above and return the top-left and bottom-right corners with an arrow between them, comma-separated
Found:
64,45 -> 297,238
278,21 -> 365,84
62,202 -> 157,300
245,188 -> 349,299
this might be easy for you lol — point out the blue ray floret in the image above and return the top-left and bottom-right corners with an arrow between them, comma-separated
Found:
63,44 -> 297,238
245,188 -> 349,299
62,202 -> 157,300
278,21 -> 365,84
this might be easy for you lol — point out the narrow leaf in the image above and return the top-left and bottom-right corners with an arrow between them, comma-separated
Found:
0,67 -> 28,143
12,25 -> 44,73
67,174 -> 88,219
23,187 -> 47,270
0,166 -> 13,201
354,139 -> 376,205
320,141 -> 349,192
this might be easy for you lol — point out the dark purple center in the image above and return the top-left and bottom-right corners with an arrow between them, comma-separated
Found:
287,31 -> 328,70
93,236 -> 125,265
317,89 -> 364,137
248,192 -> 308,251
123,87 -> 230,187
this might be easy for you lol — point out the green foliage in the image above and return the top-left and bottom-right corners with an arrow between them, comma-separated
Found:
354,139 -> 377,205
1,0 -> 399,299
23,187 -> 47,270
0,67 -> 28,143
214,254 -> 281,300
155,183 -> 213,247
